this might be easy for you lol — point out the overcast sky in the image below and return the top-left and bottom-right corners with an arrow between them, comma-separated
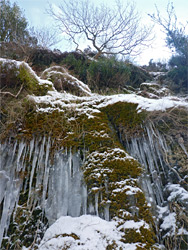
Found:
11,0 -> 188,65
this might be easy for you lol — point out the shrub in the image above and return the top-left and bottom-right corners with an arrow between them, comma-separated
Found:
87,56 -> 131,93
60,53 -> 89,83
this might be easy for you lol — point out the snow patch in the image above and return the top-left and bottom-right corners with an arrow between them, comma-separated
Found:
167,184 -> 188,202
160,212 -> 176,233
38,215 -> 143,250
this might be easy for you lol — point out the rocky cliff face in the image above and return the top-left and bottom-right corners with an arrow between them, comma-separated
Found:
0,58 -> 188,250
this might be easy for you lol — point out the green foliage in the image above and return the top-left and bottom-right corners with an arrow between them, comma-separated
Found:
0,0 -> 37,59
87,56 -> 131,92
128,63 -> 152,88
166,29 -> 188,59
30,48 -> 66,72
0,0 -> 27,42
34,52 -> 151,94
167,31 -> 188,93
143,59 -> 167,72
61,53 -> 89,83
149,3 -> 188,94
0,60 -> 53,141
167,63 -> 187,93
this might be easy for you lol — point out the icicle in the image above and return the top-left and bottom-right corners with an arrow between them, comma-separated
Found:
29,137 -> 35,161
16,140 -> 25,171
27,139 -> 40,206
95,192 -> 99,216
42,137 -> 51,208
124,125 -> 169,207
179,141 -> 188,157
104,202 -> 110,221
0,171 -> 9,205
82,185 -> 87,214
11,140 -> 17,163
1,137 -> 88,244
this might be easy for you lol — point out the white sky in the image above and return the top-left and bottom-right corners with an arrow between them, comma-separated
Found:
11,0 -> 188,65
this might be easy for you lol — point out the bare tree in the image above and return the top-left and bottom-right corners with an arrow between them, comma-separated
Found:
30,26 -> 62,49
148,2 -> 188,58
48,0 -> 152,59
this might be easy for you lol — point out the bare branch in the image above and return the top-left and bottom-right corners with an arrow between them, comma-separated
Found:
47,0 -> 153,58
0,84 -> 24,98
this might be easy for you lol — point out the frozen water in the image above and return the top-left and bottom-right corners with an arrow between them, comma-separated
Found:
0,138 -> 88,246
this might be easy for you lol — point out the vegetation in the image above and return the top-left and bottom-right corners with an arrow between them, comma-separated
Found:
149,2 -> 188,93
0,59 -> 53,139
60,53 -> 151,93
0,59 -> 159,249
0,1 -> 188,249
87,57 -> 131,92
0,0 -> 37,60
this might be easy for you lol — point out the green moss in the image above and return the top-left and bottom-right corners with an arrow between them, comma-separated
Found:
102,102 -> 146,139
18,65 -> 52,96
120,224 -> 157,249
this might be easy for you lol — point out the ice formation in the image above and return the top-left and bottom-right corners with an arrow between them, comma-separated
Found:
1,58 -> 188,249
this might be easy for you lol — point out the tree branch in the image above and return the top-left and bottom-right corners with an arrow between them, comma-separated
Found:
0,84 -> 24,98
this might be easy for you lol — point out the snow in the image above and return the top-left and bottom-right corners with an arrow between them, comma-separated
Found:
1,57 -> 187,114
113,179 -> 142,195
86,148 -> 134,168
166,184 -> 188,202
160,212 -> 176,233
1,58 -> 187,249
97,93 -> 188,112
40,65 -> 91,96
0,57 -> 22,68
149,72 -> 167,77
0,58 -> 54,89
118,219 -> 150,231
38,215 -> 142,250
29,90 -> 188,118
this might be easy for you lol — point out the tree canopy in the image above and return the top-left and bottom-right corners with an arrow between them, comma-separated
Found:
0,0 -> 37,59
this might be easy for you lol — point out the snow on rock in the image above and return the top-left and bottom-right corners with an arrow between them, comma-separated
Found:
160,212 -> 176,234
166,184 -> 188,203
29,90 -> 188,118
118,219 -> 150,231
40,65 -> 91,96
0,57 -> 54,89
38,215 -> 142,250
41,65 -> 67,77
96,93 -> 188,112
0,57 -> 22,68
149,72 -> 167,77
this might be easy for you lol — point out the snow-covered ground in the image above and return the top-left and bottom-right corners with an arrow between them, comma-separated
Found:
36,215 -> 146,250
29,90 -> 188,119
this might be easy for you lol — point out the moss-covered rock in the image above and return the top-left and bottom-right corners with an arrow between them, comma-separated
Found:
40,65 -> 91,96
3,58 -> 187,249
0,58 -> 54,96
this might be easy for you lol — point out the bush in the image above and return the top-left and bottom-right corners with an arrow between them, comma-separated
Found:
30,48 -> 66,72
87,56 -> 131,93
167,55 -> 188,94
61,53 -> 89,83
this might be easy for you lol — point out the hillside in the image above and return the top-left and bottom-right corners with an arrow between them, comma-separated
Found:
0,57 -> 188,250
